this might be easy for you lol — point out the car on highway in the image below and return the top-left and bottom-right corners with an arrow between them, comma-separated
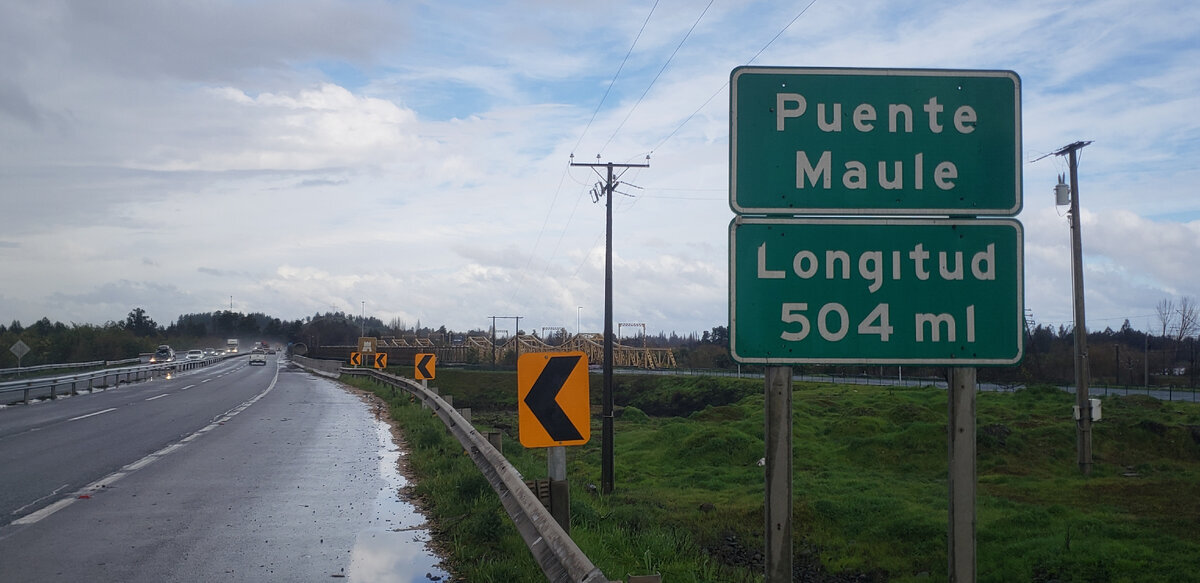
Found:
150,345 -> 175,363
249,352 -> 267,366
186,349 -> 203,360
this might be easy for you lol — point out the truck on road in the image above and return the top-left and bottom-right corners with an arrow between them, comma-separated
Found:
226,339 -> 240,353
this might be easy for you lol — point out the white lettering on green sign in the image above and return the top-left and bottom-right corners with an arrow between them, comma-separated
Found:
756,241 -> 995,294
776,93 -> 980,193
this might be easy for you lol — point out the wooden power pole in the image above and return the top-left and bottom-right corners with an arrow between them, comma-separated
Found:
569,155 -> 648,494
1054,140 -> 1094,474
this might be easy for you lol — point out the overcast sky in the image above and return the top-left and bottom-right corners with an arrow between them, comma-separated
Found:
1,0 -> 1197,340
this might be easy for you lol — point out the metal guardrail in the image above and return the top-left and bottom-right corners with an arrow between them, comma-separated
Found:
316,364 -> 613,583
0,360 -> 106,376
0,355 -> 237,406
0,357 -> 147,377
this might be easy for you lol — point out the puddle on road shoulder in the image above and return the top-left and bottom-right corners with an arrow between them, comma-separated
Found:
347,419 -> 451,582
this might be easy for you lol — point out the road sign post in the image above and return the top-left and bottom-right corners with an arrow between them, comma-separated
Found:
764,366 -> 792,581
948,367 -> 977,582
519,352 -> 588,535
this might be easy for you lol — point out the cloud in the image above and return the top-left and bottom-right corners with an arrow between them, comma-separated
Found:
0,0 -> 1197,341
295,177 -> 349,188
198,267 -> 254,278
0,79 -> 44,128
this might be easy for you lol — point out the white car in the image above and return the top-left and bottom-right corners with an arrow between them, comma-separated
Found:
186,349 -> 204,360
249,353 -> 267,366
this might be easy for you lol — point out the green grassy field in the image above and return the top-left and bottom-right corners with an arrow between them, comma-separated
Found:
347,370 -> 1200,582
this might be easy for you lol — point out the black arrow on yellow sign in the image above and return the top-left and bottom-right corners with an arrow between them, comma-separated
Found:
349,352 -> 361,366
415,353 -> 435,379
523,355 -> 584,442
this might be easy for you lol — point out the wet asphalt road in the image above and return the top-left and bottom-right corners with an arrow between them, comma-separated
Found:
0,355 -> 445,582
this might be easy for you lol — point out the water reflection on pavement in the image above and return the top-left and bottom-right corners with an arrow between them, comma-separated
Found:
348,419 -> 451,582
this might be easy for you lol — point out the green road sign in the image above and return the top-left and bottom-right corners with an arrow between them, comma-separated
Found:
729,217 -> 1024,365
730,67 -> 1021,216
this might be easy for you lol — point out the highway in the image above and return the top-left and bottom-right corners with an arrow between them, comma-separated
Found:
0,354 -> 446,582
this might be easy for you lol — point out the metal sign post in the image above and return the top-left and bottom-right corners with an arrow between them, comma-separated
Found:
764,366 -> 793,581
948,367 -> 977,582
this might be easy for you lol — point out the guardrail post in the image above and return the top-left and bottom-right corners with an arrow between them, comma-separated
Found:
49,381 -> 58,400
627,575 -> 662,582
486,431 -> 503,454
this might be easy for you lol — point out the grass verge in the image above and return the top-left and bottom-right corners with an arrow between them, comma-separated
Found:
347,371 -> 1200,582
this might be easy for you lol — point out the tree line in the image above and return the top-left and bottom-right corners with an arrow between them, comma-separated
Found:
2,304 -> 1196,387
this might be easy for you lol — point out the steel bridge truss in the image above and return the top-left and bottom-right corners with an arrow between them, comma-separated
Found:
470,332 -> 676,369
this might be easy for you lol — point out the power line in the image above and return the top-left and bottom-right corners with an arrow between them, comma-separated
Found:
600,0 -> 715,155
652,0 -> 820,154
514,2 -> 660,306
507,161 -> 574,305
746,0 -> 819,65
521,2 -> 823,307
571,0 -> 659,156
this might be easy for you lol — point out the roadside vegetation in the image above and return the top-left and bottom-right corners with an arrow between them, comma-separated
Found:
347,370 -> 1200,582
6,301 -> 1198,390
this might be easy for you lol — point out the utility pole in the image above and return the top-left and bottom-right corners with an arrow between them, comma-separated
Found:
488,316 -> 522,369
1053,140 -> 1094,475
570,154 -> 649,494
